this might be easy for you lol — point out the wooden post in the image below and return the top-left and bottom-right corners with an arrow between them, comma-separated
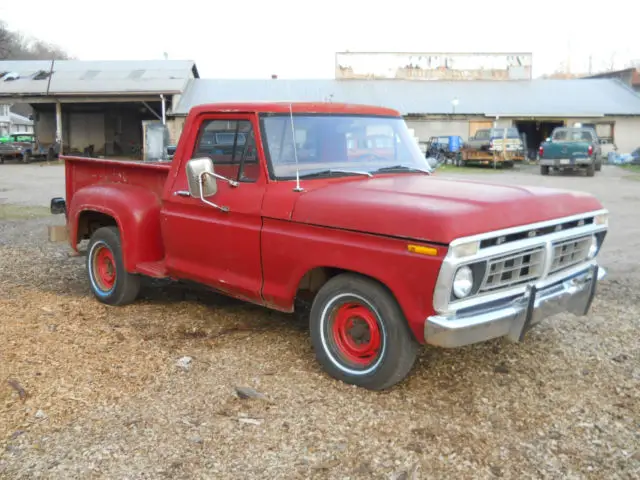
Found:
55,101 -> 63,155
48,225 -> 69,242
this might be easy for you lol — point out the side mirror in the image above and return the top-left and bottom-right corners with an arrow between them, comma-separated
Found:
50,197 -> 66,215
186,157 -> 218,198
185,157 -> 239,212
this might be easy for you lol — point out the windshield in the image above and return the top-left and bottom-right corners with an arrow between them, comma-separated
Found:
490,128 -> 519,139
552,129 -> 594,142
260,114 -> 430,179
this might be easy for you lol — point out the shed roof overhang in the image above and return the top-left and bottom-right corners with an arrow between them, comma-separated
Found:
0,94 -> 174,104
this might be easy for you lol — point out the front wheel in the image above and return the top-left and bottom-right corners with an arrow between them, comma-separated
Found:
540,165 -> 550,175
87,226 -> 140,305
309,273 -> 419,390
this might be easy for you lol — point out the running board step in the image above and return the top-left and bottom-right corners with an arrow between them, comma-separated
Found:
136,260 -> 168,278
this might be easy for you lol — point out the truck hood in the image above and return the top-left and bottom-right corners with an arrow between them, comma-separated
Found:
291,175 -> 603,244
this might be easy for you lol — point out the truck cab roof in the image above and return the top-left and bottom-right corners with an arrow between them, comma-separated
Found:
187,102 -> 401,117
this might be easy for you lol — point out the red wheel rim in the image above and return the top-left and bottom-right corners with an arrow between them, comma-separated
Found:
93,245 -> 116,291
331,302 -> 381,366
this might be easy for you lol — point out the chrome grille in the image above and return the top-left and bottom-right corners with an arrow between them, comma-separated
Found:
550,235 -> 592,275
480,247 -> 545,293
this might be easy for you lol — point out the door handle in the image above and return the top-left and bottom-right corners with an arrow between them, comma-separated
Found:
174,190 -> 191,197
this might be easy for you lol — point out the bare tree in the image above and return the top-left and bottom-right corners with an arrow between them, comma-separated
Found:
0,20 -> 71,61
0,21 -> 16,59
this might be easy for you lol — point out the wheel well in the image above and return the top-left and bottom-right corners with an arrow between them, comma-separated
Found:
294,267 -> 395,311
76,211 -> 118,244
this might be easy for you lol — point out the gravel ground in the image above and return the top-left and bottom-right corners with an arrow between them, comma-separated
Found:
0,164 -> 638,479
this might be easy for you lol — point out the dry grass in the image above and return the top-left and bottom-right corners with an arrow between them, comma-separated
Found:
0,204 -> 50,221
436,164 -> 507,174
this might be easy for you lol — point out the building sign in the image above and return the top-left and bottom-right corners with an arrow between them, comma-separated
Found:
335,52 -> 532,80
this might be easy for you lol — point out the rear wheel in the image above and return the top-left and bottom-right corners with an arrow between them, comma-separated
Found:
21,151 -> 31,163
309,273 -> 419,390
586,163 -> 595,177
87,226 -> 140,305
540,165 -> 550,175
595,159 -> 602,171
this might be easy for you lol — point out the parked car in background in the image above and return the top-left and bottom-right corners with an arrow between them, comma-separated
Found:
538,127 -> 602,176
460,127 -> 524,167
0,133 -> 59,163
49,102 -> 609,391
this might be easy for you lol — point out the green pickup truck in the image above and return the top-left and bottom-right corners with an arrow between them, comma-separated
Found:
538,127 -> 602,176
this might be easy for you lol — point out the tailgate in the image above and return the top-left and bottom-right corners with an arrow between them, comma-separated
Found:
544,142 -> 590,159
492,138 -> 522,151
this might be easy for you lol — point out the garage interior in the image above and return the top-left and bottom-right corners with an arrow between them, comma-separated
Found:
31,100 -> 168,159
514,120 -> 565,159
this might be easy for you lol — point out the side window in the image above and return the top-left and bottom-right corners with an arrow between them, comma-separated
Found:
192,119 -> 259,182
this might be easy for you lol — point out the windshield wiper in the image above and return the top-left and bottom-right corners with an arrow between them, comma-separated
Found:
298,169 -> 373,179
373,165 -> 432,174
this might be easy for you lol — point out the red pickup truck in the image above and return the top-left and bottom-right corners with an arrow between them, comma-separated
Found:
49,102 -> 609,390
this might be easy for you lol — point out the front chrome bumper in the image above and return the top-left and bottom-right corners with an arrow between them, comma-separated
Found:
425,264 -> 605,348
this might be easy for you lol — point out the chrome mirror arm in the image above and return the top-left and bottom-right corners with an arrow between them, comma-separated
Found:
204,170 -> 239,188
199,172 -> 230,212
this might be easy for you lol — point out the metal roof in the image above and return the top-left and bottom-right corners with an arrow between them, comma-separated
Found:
171,78 -> 640,117
0,60 -> 199,97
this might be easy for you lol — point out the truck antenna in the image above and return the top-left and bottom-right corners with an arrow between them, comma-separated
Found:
289,103 -> 303,192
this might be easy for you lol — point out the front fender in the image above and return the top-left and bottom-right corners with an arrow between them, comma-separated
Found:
260,218 -> 446,343
69,183 -> 164,271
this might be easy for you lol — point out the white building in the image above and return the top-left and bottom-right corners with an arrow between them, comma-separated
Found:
0,104 -> 34,136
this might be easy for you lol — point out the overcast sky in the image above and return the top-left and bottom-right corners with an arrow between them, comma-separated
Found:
1,0 -> 638,79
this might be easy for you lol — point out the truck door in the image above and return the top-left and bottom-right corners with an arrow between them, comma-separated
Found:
160,113 -> 266,304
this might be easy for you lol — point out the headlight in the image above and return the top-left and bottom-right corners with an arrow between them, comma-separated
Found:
587,235 -> 599,259
453,266 -> 474,298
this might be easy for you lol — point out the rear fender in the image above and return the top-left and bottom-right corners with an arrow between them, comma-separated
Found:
68,183 -> 164,271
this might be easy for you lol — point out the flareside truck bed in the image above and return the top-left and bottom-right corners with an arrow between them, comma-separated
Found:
64,156 -> 171,207
61,156 -> 172,270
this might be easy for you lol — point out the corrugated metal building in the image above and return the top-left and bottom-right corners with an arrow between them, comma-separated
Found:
0,59 -> 198,158
170,78 -> 640,155
583,67 -> 640,94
